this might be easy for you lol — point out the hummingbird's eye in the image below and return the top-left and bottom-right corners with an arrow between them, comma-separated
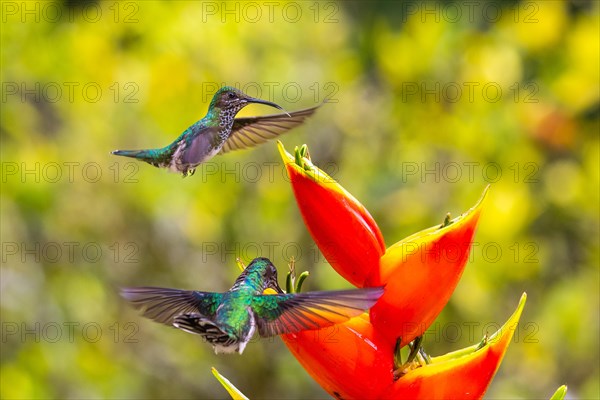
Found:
227,92 -> 236,99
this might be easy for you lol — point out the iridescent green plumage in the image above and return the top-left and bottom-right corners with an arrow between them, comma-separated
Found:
112,86 -> 321,177
122,257 -> 383,354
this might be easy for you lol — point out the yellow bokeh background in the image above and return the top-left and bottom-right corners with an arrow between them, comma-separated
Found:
1,1 -> 598,398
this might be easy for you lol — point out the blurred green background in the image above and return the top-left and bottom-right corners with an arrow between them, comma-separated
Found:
1,1 -> 598,398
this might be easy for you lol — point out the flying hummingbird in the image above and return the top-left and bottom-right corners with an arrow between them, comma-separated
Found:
121,257 -> 383,354
112,86 -> 320,177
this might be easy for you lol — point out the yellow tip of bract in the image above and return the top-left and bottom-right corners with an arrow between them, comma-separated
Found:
488,292 -> 526,345
549,385 -> 568,400
212,367 -> 249,400
277,141 -> 339,186
276,140 -> 291,163
263,288 -> 278,295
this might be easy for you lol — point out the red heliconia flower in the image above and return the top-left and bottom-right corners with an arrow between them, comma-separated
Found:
278,141 -> 486,345
277,142 -> 524,399
278,142 -> 386,287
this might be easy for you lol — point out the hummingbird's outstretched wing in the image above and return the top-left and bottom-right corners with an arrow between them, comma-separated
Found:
121,287 -> 222,326
252,287 -> 384,337
219,104 -> 322,154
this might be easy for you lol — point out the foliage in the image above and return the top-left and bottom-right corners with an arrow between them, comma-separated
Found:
1,1 -> 598,399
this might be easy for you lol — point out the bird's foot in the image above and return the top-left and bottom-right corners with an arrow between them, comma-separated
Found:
181,168 -> 196,178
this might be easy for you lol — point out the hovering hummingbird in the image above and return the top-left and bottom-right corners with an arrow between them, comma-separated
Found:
121,257 -> 383,354
112,86 -> 320,177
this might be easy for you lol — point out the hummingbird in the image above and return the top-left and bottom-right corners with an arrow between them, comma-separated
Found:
112,86 -> 320,177
121,257 -> 383,354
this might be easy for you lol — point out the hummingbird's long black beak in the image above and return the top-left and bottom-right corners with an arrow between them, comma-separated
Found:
246,97 -> 291,117
274,282 -> 285,294
267,278 -> 285,294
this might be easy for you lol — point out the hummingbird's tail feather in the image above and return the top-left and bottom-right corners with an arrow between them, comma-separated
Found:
253,287 -> 385,337
173,313 -> 241,354
173,313 -> 222,336
111,148 -> 168,168
112,149 -> 145,158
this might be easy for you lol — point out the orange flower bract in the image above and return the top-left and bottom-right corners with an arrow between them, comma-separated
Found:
379,294 -> 526,399
369,188 -> 487,346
